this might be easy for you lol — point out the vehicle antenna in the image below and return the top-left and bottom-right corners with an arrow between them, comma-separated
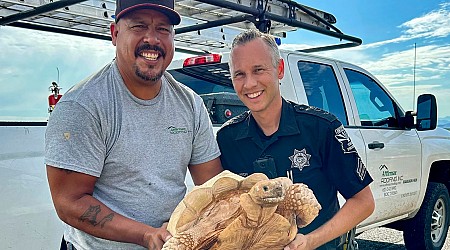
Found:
56,67 -> 60,84
413,43 -> 416,110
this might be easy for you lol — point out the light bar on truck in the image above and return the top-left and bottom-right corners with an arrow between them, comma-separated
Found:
183,54 -> 222,67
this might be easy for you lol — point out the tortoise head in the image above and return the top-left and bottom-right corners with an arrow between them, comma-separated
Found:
248,179 -> 286,205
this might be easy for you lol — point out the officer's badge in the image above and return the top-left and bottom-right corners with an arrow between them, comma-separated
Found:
335,125 -> 357,154
289,148 -> 311,171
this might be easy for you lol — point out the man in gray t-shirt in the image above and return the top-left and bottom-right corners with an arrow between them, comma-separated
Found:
45,1 -> 222,249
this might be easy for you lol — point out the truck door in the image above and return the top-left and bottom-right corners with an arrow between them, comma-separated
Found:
342,65 -> 421,226
287,55 -> 368,173
288,54 -> 422,228
287,53 -> 369,214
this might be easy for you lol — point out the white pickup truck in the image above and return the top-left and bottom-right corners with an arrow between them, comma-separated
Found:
1,0 -> 450,249
167,51 -> 450,249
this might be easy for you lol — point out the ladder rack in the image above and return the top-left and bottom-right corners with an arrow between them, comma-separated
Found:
0,0 -> 362,54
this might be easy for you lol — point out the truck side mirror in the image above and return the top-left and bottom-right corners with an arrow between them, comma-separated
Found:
416,94 -> 437,131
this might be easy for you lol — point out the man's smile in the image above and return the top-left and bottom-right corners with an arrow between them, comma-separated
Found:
139,51 -> 159,61
247,90 -> 263,99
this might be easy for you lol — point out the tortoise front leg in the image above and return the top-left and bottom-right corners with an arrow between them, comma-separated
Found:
277,183 -> 321,228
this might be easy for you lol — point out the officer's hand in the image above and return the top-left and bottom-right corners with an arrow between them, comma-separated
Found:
284,233 -> 313,250
143,223 -> 172,250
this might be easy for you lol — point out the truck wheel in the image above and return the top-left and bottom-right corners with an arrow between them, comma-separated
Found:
403,182 -> 450,250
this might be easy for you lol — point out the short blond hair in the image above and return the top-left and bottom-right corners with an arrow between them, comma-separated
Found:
229,29 -> 281,68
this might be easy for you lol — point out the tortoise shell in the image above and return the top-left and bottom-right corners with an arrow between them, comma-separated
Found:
163,171 -> 321,250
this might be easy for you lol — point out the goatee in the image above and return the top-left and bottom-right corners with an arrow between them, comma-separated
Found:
134,43 -> 166,82
135,66 -> 163,82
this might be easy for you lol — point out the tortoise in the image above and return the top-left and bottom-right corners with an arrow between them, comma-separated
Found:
162,171 -> 321,250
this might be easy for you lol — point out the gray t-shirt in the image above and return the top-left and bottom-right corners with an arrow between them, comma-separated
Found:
45,60 -> 220,249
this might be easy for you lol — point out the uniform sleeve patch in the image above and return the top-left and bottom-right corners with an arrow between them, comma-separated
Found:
355,158 -> 367,182
334,125 -> 357,154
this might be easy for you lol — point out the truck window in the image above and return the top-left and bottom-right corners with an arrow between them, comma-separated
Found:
297,61 -> 348,125
168,64 -> 246,124
168,64 -> 235,95
344,69 -> 401,128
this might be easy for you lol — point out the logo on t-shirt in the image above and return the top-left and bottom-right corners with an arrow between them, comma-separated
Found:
289,148 -> 311,171
167,126 -> 188,134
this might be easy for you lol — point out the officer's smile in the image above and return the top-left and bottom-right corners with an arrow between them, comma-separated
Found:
247,90 -> 263,99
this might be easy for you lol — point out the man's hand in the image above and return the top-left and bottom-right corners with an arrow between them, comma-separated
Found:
284,234 -> 313,250
143,223 -> 172,250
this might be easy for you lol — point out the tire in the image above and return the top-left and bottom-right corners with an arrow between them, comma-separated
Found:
403,182 -> 450,250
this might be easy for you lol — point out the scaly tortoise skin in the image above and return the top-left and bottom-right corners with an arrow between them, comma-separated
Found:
162,171 -> 321,250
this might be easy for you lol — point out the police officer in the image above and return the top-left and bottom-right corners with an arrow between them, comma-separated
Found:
216,29 -> 375,250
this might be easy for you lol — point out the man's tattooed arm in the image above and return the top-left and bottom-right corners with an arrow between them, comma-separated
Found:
79,205 -> 114,228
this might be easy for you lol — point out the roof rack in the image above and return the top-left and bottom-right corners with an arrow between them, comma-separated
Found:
0,0 -> 362,54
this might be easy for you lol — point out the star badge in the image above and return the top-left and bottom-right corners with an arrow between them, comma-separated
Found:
289,148 -> 311,171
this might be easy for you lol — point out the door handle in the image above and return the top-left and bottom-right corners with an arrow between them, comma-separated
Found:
368,141 -> 385,149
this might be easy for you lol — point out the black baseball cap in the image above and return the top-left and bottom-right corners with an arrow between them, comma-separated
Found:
115,0 -> 181,25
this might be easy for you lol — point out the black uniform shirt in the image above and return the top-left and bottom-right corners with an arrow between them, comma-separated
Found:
217,99 -> 373,235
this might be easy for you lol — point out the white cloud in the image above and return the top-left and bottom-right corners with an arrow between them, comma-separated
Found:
280,3 -> 450,52
279,43 -> 450,87
279,3 -> 450,117
0,26 -> 115,120
279,43 -> 314,51
362,45 -> 450,72
362,3 -> 450,49
401,3 -> 450,38
0,26 -> 115,65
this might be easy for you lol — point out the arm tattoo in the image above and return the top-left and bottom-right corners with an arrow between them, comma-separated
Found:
79,205 -> 114,228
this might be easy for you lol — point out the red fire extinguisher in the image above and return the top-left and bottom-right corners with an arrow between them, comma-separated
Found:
48,81 -> 62,113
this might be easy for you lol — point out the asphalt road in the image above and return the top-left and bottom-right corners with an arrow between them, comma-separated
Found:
356,227 -> 450,249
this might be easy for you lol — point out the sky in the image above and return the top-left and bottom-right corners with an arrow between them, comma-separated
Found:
0,0 -> 449,122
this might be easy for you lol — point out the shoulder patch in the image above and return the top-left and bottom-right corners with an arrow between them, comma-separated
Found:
221,111 -> 250,128
293,104 -> 338,123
